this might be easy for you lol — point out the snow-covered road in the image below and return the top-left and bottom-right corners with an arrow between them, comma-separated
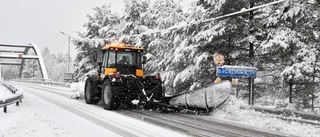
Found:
2,82 -> 319,137
1,82 -> 187,137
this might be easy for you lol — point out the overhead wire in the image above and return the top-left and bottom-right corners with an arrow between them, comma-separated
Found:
76,0 -> 288,43
54,39 -> 68,53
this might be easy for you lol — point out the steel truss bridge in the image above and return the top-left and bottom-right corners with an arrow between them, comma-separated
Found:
0,43 -> 48,80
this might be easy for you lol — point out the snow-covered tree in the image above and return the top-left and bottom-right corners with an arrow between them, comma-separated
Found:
258,0 -> 320,107
41,47 -> 70,82
73,4 -> 121,81
72,0 -> 320,108
152,0 -> 273,94
1,66 -> 19,80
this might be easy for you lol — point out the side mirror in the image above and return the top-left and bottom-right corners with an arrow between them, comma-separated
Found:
142,56 -> 147,64
97,61 -> 102,66
97,61 -> 103,74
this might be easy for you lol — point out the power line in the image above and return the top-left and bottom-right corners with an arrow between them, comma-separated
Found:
201,0 -> 287,24
78,0 -> 288,44
54,39 -> 68,53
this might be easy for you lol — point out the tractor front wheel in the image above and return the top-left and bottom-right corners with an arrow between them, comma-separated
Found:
84,79 -> 99,104
101,81 -> 119,110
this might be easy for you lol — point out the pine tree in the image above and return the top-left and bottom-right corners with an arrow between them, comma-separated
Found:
73,4 -> 120,81
41,47 -> 70,82
260,0 -> 320,107
72,0 -> 320,106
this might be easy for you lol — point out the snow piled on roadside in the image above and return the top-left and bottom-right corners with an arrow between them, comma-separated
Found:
0,85 -> 9,101
69,82 -> 85,99
0,85 -> 23,102
0,95 -> 71,137
211,96 -> 320,137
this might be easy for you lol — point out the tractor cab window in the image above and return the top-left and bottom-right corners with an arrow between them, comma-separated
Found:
105,50 -> 142,69
106,51 -> 116,67
117,52 -> 133,65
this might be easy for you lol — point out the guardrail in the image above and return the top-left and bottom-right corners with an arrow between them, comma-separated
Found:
0,82 -> 23,113
251,106 -> 320,123
16,78 -> 70,87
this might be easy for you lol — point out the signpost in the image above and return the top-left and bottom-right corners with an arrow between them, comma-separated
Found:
216,65 -> 257,105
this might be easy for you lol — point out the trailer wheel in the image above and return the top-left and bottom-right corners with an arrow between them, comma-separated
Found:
101,81 -> 119,110
84,79 -> 99,104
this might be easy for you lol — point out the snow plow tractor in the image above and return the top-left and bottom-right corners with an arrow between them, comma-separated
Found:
84,43 -> 232,112
84,43 -> 164,110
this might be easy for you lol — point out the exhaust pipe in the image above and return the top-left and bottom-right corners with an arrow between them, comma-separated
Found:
169,81 -> 231,110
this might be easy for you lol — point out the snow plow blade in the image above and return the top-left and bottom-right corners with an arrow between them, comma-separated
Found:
168,81 -> 231,110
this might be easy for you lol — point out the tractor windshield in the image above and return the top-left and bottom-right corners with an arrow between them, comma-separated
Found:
104,50 -> 142,69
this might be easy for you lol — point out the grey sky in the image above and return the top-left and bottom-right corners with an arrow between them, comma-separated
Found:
0,0 -> 195,59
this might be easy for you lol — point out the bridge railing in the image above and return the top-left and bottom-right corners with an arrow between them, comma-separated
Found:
0,82 -> 23,113
16,78 -> 70,88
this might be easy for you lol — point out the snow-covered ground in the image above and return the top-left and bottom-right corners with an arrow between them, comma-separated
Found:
0,83 -> 188,137
1,84 -> 72,137
0,84 -> 23,102
1,83 -> 320,137
0,96 -> 71,137
211,96 -> 320,137
0,85 -> 10,101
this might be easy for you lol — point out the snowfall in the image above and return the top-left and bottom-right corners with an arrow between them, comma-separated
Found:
1,82 -> 320,137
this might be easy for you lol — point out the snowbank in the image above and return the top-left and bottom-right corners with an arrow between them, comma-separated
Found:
0,94 -> 71,137
69,82 -> 85,99
211,96 -> 320,137
0,84 -> 24,102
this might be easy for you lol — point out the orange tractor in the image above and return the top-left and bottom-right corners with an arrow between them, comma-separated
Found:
84,43 -> 164,110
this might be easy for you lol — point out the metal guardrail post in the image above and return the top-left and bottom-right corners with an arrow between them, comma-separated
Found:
1,82 -> 23,113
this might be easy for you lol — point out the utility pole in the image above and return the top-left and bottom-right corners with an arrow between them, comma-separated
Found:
60,31 -> 70,73
0,64 -> 2,82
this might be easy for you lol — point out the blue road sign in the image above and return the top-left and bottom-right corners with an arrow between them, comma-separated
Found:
217,65 -> 257,77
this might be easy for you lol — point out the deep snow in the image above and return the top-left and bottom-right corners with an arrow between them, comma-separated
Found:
0,85 -> 71,137
1,83 -> 188,137
1,83 -> 320,137
211,96 -> 320,137
0,84 -> 23,102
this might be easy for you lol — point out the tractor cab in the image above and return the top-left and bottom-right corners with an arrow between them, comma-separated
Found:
100,43 -> 145,77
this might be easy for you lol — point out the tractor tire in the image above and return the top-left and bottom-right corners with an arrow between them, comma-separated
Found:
101,81 -> 119,110
84,79 -> 99,104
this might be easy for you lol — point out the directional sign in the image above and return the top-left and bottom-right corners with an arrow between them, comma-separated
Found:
217,65 -> 257,77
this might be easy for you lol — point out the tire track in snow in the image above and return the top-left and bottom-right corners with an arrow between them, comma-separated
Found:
14,82 -> 292,137
14,82 -> 187,137
22,86 -> 139,137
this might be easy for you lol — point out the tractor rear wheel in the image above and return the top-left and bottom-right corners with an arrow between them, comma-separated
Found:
101,81 -> 119,110
84,79 -> 99,104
